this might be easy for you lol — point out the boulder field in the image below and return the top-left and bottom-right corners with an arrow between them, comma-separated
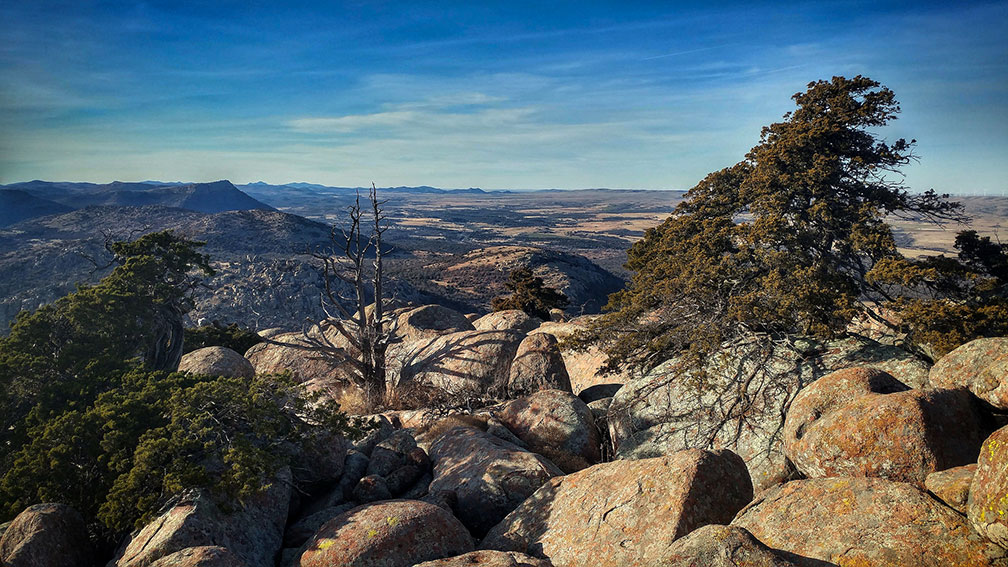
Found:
3,306 -> 1007,567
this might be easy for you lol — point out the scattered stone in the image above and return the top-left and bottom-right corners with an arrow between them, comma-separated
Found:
926,464 -> 977,514
0,503 -> 92,567
969,424 -> 1008,549
352,474 -> 393,503
414,550 -> 553,567
428,426 -> 562,537
662,524 -> 803,567
296,499 -> 474,567
733,476 -> 1007,567
177,346 -> 255,378
492,389 -> 600,473
930,337 -> 1008,410
481,450 -> 753,567
473,310 -> 540,334
507,333 -> 572,396
148,546 -> 248,567
385,465 -> 423,495
337,450 -> 370,500
367,430 -> 419,477
534,322 -> 636,394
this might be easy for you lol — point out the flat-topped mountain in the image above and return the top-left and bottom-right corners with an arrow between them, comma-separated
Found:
0,180 -> 273,219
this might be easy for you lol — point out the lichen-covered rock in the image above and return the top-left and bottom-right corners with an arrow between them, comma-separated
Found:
733,477 -> 1008,567
353,474 -> 393,503
507,333 -> 572,396
926,464 -> 977,514
428,426 -> 563,537
610,337 -> 930,492
178,346 -> 255,378
244,332 -> 363,408
783,379 -> 982,485
930,337 -> 1008,410
414,550 -> 553,567
148,546 -> 248,567
113,469 -> 290,567
492,389 -> 599,473
969,425 -> 1008,549
284,505 -> 355,549
296,500 -> 474,567
367,430 -> 420,477
0,503 -> 92,567
395,305 -> 475,342
481,450 -> 753,567
390,330 -> 524,407
473,310 -> 540,334
661,525 -> 803,567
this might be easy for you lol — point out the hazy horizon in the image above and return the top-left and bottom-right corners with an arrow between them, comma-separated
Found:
2,1 -> 1006,194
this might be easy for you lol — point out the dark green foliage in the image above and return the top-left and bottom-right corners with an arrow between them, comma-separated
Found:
577,76 -> 965,373
868,230 -> 1008,357
0,230 -> 355,548
491,267 -> 569,320
184,322 -> 263,355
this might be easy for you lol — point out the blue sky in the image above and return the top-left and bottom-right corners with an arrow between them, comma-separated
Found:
1,1 -> 1006,193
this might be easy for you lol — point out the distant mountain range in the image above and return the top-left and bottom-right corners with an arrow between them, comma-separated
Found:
0,180 -> 273,226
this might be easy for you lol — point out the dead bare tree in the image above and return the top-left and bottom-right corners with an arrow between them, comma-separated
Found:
299,184 -> 397,409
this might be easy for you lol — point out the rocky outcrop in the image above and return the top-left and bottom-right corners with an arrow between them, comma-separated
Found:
609,336 -> 930,492
296,500 -> 474,567
926,464 -> 976,514
0,503 -> 92,567
534,322 -> 636,394
148,546 -> 248,567
507,333 -> 571,396
733,476 -> 1008,567
428,427 -> 563,537
395,305 -> 475,342
481,450 -> 753,567
969,425 -> 1008,549
414,550 -> 553,567
492,389 -> 599,473
178,346 -> 255,378
782,368 -> 982,485
930,337 -> 1008,410
390,330 -> 524,407
113,469 -> 290,567
661,525 -> 803,567
473,310 -> 540,334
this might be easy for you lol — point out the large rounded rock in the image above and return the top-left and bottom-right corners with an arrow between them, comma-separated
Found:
113,469 -> 290,567
926,464 -> 976,514
492,389 -> 600,473
296,499 -> 474,567
783,372 -> 982,485
662,525 -> 802,567
413,550 -> 553,567
473,310 -> 540,334
507,333 -> 571,396
148,546 -> 248,567
930,337 -> 1008,410
481,450 -> 753,567
535,321 -> 636,394
389,330 -> 524,407
178,346 -> 255,378
0,503 -> 92,567
969,425 -> 1008,549
428,427 -> 563,537
395,305 -> 475,342
609,336 -> 930,492
732,477 -> 1008,567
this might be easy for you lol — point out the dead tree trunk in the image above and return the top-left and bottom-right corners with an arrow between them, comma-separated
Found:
303,184 -> 395,409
